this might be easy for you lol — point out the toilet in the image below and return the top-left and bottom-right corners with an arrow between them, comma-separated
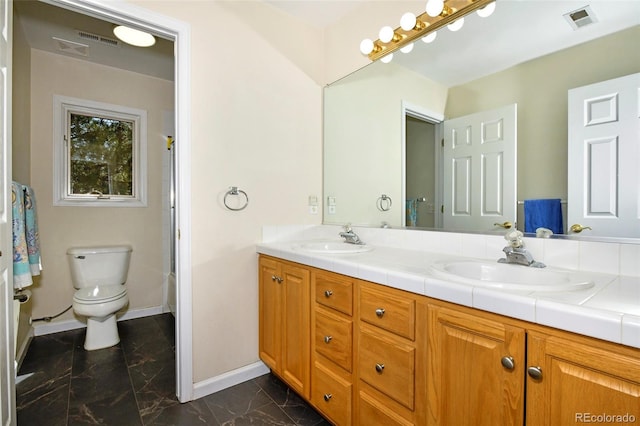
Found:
67,245 -> 132,350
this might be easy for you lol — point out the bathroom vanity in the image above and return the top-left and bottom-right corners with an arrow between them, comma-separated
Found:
257,236 -> 640,425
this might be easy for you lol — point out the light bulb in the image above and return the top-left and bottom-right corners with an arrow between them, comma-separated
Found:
477,2 -> 496,18
447,17 -> 465,32
113,25 -> 156,47
400,43 -> 414,53
379,26 -> 395,43
380,53 -> 393,63
360,39 -> 374,55
422,32 -> 437,43
400,12 -> 417,31
426,0 -> 445,17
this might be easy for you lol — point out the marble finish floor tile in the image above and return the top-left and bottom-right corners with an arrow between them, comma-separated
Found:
16,313 -> 327,425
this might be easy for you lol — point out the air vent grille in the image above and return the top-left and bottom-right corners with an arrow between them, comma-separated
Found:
564,6 -> 598,30
53,37 -> 89,57
77,30 -> 120,47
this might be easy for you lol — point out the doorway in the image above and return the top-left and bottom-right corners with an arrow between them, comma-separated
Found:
10,0 -> 192,403
402,102 -> 444,229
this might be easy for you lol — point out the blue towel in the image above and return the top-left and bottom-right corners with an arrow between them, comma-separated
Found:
12,182 -> 41,289
406,199 -> 417,227
524,198 -> 563,235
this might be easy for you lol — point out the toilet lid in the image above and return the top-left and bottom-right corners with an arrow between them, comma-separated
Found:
74,285 -> 126,304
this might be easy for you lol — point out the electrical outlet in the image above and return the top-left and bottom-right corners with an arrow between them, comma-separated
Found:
328,205 -> 336,214
309,205 -> 318,214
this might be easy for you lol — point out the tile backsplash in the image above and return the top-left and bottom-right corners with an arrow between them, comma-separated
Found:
262,225 -> 640,278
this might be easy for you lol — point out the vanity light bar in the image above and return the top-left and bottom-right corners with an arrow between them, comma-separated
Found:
365,0 -> 496,62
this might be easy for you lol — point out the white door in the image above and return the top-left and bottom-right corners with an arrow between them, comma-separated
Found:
443,104 -> 517,232
568,73 -> 640,238
0,0 -> 14,424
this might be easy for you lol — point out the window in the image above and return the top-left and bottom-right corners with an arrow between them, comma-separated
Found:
54,96 -> 147,207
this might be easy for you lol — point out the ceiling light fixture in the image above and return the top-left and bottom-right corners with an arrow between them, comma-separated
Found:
113,25 -> 156,47
360,0 -> 496,62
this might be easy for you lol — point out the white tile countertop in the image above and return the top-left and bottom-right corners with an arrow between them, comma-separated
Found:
257,225 -> 640,349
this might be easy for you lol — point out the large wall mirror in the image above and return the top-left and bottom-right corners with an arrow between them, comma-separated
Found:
324,1 -> 639,240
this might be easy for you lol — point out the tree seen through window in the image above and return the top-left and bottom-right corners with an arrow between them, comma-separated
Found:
69,113 -> 134,196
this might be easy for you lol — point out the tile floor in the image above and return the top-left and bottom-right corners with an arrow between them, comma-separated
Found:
16,313 -> 330,425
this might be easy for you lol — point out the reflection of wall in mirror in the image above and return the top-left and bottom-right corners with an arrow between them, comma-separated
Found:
445,26 -> 639,232
324,61 -> 447,227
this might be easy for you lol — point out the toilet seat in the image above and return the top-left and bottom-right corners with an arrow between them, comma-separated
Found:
74,285 -> 127,304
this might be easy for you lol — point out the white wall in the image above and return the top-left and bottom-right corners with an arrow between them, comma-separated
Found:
28,50 -> 173,322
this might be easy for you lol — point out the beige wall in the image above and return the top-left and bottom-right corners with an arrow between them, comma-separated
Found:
128,0 -> 323,382
446,26 -> 640,206
324,60 -> 447,227
27,50 -> 173,322
12,10 -> 30,185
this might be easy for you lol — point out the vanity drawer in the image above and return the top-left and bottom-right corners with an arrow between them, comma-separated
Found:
314,271 -> 353,316
315,308 -> 353,372
312,362 -> 352,426
358,391 -> 414,426
358,328 -> 415,410
359,283 -> 415,340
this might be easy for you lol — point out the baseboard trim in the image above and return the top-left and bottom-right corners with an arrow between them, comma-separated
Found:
33,305 -> 165,336
192,361 -> 270,400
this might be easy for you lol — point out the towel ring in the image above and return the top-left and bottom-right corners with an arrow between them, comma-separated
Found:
377,194 -> 392,212
224,187 -> 249,211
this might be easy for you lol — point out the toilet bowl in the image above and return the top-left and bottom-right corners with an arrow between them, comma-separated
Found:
67,245 -> 132,350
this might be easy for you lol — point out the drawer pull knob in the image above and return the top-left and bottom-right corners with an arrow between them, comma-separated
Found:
501,356 -> 515,371
375,363 -> 385,373
323,393 -> 332,402
375,308 -> 385,317
527,366 -> 543,380
324,335 -> 332,344
324,290 -> 333,297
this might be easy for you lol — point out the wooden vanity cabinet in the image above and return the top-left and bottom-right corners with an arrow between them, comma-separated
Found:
310,270 -> 355,425
526,329 -> 640,426
259,256 -> 640,425
426,304 -> 526,425
258,255 -> 311,399
355,281 -> 428,426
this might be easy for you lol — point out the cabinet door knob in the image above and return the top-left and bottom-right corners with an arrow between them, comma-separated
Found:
271,275 -> 277,281
375,308 -> 385,318
324,335 -> 332,344
275,276 -> 283,283
501,356 -> 515,370
324,290 -> 333,297
527,366 -> 543,380
375,363 -> 385,373
323,393 -> 332,402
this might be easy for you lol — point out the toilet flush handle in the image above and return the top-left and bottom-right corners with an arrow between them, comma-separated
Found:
75,255 -> 86,259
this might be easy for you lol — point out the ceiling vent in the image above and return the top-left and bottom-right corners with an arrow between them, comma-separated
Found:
53,37 -> 89,57
564,6 -> 598,30
77,30 -> 120,47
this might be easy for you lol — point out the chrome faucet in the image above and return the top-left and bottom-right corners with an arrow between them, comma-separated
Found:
498,230 -> 546,268
339,224 -> 364,245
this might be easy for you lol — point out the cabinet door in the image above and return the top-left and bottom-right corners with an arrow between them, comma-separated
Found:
527,331 -> 640,425
259,256 -> 281,371
281,263 -> 311,399
427,305 -> 525,426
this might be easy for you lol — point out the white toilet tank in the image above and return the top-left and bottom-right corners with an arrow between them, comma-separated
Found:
67,245 -> 133,289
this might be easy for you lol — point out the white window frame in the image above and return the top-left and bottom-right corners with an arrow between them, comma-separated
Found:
53,95 -> 148,207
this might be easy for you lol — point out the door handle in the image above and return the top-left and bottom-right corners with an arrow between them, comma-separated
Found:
494,221 -> 513,229
570,224 -> 592,233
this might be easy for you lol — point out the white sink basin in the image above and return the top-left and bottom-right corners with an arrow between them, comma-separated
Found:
293,241 -> 373,254
430,260 -> 594,292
